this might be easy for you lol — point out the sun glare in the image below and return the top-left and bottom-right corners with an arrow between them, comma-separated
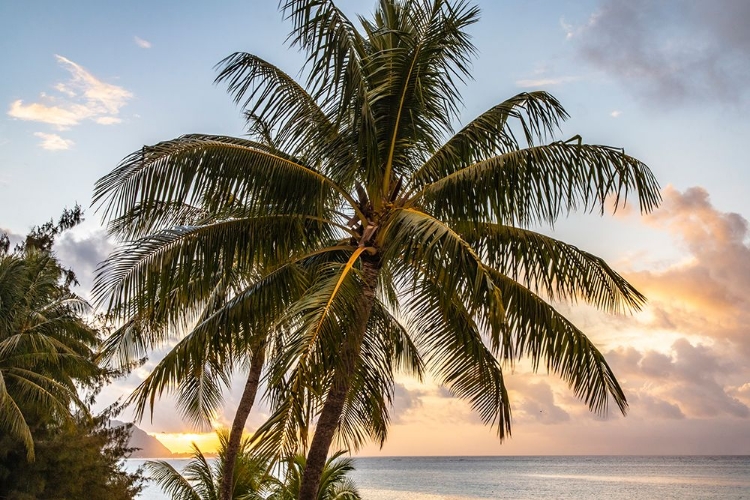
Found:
149,432 -> 222,455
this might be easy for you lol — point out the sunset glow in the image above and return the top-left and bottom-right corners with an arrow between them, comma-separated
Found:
2,0 -> 749,458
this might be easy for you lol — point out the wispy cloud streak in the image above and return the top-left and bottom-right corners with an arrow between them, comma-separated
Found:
8,55 -> 133,130
134,36 -> 152,49
33,132 -> 74,150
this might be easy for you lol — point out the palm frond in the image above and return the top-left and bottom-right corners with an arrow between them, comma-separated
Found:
490,268 -> 627,416
418,141 -> 661,225
409,91 -> 569,189
368,0 -> 480,194
0,371 -> 35,460
214,53 -> 343,166
399,266 -> 512,438
93,135 -> 351,225
145,460 -> 202,500
458,222 -> 646,312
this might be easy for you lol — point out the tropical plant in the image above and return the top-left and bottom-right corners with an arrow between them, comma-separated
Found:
146,431 -> 268,500
96,224 -> 274,500
268,451 -> 360,500
0,405 -> 144,500
93,0 -> 661,499
0,209 -> 101,461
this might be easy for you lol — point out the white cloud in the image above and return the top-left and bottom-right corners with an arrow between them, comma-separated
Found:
560,17 -> 575,40
7,55 -> 133,130
134,36 -> 152,49
95,116 -> 122,125
33,132 -> 74,151
610,110 -> 622,117
515,76 -> 580,88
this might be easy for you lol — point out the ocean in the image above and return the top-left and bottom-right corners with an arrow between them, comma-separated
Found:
126,455 -> 750,499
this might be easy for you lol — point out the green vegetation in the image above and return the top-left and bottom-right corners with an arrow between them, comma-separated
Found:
147,432 -> 267,500
268,452 -> 361,500
93,1 -> 661,499
147,433 -> 360,500
0,210 -> 143,499
0,406 -> 143,500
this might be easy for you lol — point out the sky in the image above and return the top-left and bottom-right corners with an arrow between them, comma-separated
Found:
2,0 -> 749,456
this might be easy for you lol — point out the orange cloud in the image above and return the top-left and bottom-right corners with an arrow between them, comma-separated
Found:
8,55 -> 132,150
627,185 -> 750,351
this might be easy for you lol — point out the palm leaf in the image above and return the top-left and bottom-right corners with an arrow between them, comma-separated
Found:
418,141 -> 661,225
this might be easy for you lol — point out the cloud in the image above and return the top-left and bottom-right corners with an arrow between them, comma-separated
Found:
607,339 -> 750,420
573,0 -> 750,106
511,379 -> 571,425
134,36 -> 152,49
515,76 -> 580,88
610,110 -> 621,118
627,186 -> 750,352
559,17 -> 575,40
33,132 -> 74,150
391,383 -> 426,423
7,55 -> 133,131
54,228 -> 113,296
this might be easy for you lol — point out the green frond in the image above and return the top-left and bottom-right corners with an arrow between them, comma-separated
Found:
458,222 -> 646,312
214,52 -> 341,163
0,251 -> 101,461
489,268 -> 627,416
107,200 -> 208,241
381,207 -> 505,337
367,0 -> 480,194
409,91 -> 569,189
419,141 -> 661,225
268,450 -> 361,500
280,0 -> 366,105
94,214 -> 337,320
92,134 -> 350,225
0,371 -> 35,460
399,266 -> 512,438
145,460 -> 202,500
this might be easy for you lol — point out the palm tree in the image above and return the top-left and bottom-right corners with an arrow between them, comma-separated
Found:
0,247 -> 100,460
93,1 -> 661,499
98,263 -> 270,500
146,432 -> 268,500
268,451 -> 361,500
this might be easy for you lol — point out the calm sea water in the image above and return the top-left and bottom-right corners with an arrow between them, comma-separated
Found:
127,455 -> 750,500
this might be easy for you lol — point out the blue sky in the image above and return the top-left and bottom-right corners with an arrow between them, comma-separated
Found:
2,0 -> 749,455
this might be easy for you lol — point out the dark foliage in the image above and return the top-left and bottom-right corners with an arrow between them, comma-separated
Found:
0,406 -> 144,500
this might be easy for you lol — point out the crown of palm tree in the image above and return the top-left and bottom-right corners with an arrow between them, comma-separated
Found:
94,0 -> 660,498
0,250 -> 100,460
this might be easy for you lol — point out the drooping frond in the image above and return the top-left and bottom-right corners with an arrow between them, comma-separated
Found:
381,207 -> 505,337
399,266 -> 512,438
458,222 -> 646,313
489,268 -> 627,416
93,134 -> 352,224
409,91 -> 569,189
0,371 -> 35,460
125,259 -> 313,424
336,300 -> 424,450
418,141 -> 662,225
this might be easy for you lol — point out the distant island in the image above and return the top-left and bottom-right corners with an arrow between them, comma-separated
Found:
111,420 -> 174,458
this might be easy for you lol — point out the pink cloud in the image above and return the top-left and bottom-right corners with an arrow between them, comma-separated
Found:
628,186 -> 750,351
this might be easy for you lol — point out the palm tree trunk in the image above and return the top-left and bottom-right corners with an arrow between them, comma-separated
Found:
219,343 -> 266,500
298,259 -> 380,500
